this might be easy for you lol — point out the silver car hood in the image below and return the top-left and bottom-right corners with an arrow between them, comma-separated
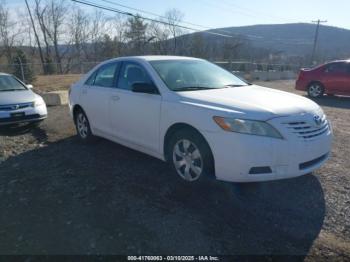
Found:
0,90 -> 37,105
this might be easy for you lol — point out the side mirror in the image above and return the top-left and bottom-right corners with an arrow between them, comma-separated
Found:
26,84 -> 33,89
131,82 -> 159,94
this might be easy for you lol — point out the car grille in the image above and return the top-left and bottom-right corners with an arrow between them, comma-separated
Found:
282,116 -> 329,140
0,102 -> 34,111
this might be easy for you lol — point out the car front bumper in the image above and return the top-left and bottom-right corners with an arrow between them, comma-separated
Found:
0,104 -> 47,126
203,119 -> 333,183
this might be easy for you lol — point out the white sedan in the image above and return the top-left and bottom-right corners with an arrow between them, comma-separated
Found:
69,56 -> 332,183
0,73 -> 47,126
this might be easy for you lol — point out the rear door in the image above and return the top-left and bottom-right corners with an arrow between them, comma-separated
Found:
108,61 -> 162,153
79,62 -> 120,135
323,62 -> 348,93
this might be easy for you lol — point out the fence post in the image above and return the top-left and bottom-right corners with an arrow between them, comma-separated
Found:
18,57 -> 25,83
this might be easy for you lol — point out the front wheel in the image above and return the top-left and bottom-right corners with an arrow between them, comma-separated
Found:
168,129 -> 214,182
307,82 -> 324,98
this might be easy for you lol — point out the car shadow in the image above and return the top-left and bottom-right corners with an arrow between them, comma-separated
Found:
0,123 -> 48,144
306,95 -> 350,109
0,137 -> 325,256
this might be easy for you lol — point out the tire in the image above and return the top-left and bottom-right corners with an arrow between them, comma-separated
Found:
167,129 -> 214,183
307,82 -> 324,98
74,109 -> 95,143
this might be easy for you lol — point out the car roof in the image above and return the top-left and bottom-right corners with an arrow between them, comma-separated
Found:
0,72 -> 10,76
105,55 -> 202,64
327,59 -> 350,64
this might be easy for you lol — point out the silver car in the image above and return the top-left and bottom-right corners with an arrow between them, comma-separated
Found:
0,73 -> 47,126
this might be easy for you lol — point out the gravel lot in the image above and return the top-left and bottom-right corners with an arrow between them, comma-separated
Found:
0,80 -> 349,258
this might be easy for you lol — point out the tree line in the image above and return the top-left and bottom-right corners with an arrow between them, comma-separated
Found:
0,0 -> 280,80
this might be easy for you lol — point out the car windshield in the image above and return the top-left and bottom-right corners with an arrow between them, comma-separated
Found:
150,59 -> 249,91
0,75 -> 27,92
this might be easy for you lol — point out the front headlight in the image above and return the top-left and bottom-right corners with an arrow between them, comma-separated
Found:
34,97 -> 45,107
213,116 -> 283,139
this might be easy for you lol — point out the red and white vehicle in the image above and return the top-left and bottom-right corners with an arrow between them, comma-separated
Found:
296,60 -> 350,98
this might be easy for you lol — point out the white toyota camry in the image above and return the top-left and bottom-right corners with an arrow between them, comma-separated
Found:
69,56 -> 332,183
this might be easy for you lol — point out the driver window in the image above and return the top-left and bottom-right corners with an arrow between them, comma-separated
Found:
117,62 -> 152,90
326,63 -> 347,74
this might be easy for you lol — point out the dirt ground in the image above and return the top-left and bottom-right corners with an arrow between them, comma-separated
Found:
32,74 -> 82,93
0,79 -> 349,258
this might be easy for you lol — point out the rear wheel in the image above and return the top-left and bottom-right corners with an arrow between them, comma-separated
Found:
74,109 -> 95,142
167,129 -> 214,183
307,82 -> 324,98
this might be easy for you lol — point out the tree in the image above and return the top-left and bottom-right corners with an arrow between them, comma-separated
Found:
222,38 -> 243,61
24,0 -> 46,74
88,10 -> 109,61
111,15 -> 127,57
99,34 -> 118,60
0,1 -> 17,64
148,22 -> 170,55
67,7 -> 89,72
45,0 -> 68,74
188,33 -> 206,58
34,0 -> 53,72
12,49 -> 35,83
124,15 -> 148,55
164,9 -> 184,55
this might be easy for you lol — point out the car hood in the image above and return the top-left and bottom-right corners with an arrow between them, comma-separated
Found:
0,90 -> 37,105
177,85 -> 321,120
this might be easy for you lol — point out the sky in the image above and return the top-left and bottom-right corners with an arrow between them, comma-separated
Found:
5,0 -> 350,30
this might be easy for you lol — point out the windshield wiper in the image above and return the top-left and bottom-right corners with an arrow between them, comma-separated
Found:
174,86 -> 224,91
225,84 -> 250,87
0,89 -> 25,92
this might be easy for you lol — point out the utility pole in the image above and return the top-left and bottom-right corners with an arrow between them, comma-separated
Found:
310,19 -> 327,65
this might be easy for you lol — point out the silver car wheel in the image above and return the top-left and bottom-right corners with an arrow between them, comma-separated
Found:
77,113 -> 88,139
309,84 -> 322,97
172,139 -> 203,182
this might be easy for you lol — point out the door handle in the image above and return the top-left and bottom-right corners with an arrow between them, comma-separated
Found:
111,95 -> 120,101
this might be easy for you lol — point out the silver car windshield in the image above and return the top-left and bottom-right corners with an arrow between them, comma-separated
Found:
0,75 -> 27,92
150,59 -> 249,91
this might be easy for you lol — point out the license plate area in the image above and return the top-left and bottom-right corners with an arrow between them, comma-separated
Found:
10,112 -> 25,118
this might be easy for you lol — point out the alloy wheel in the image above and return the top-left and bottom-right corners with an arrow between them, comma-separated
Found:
77,113 -> 88,139
308,84 -> 323,97
172,139 -> 203,182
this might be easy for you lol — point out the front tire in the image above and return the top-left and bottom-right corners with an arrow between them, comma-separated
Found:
74,109 -> 95,142
167,129 -> 214,183
307,82 -> 324,98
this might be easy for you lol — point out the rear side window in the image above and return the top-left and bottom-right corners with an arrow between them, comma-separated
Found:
117,62 -> 152,91
326,63 -> 347,73
90,63 -> 120,88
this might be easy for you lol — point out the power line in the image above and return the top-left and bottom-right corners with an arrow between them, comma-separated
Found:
310,19 -> 327,64
99,0 -> 232,35
71,0 -> 238,38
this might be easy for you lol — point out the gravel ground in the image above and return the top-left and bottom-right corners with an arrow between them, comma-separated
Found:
0,80 -> 349,259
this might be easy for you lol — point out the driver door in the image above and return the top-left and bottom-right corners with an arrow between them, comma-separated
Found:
323,62 -> 349,93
